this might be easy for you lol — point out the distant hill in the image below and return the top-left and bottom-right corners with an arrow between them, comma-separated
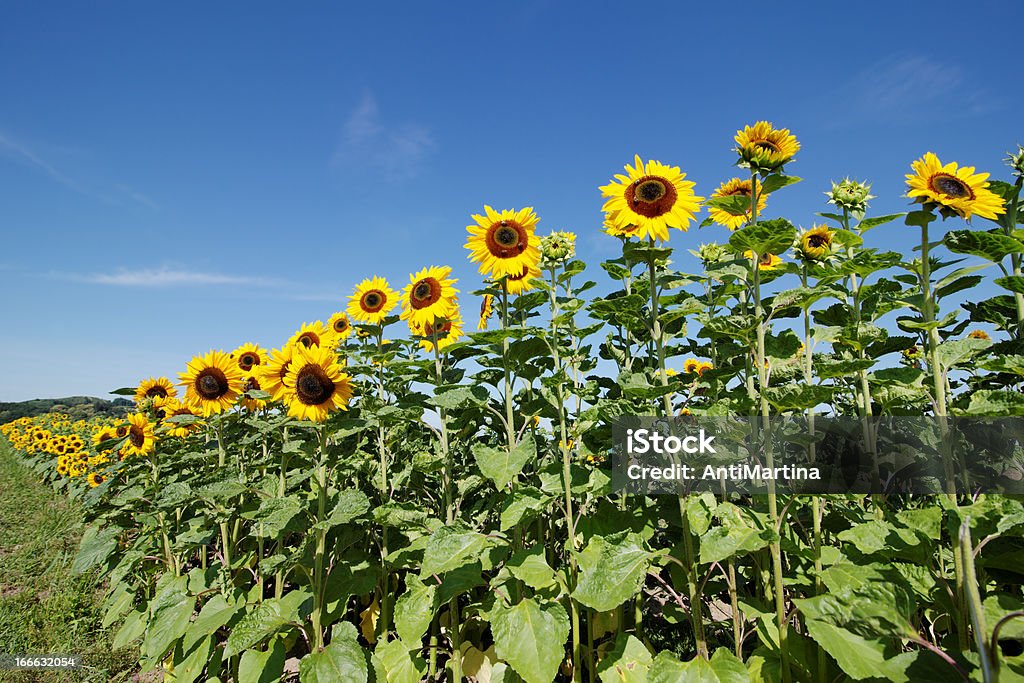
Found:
0,396 -> 133,424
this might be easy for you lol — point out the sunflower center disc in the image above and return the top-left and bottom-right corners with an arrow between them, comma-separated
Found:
412,280 -> 440,307
129,428 -> 144,448
808,235 -> 827,248
760,254 -> 774,266
296,368 -> 334,405
146,386 -> 168,398
197,371 -> 227,400
363,292 -> 382,310
495,226 -> 519,248
626,176 -> 678,218
755,140 -> 780,153
933,174 -> 970,198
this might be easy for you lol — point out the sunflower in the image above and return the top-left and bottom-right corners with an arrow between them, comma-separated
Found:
504,261 -> 542,295
735,121 -> 800,171
230,342 -> 268,374
239,372 -> 267,412
179,350 -> 246,417
134,377 -> 177,404
120,412 -> 156,458
400,266 -> 459,328
799,225 -> 835,260
465,206 -> 542,280
708,178 -> 767,230
288,321 -> 340,351
905,152 -> 1006,221
414,309 -> 465,353
603,217 -> 642,239
683,358 -> 701,374
745,251 -> 784,270
87,472 -> 106,488
282,344 -> 353,422
697,361 -> 714,376
92,426 -> 117,448
161,399 -> 201,438
902,345 -> 924,365
969,330 -> 991,341
601,155 -> 703,242
478,294 -> 494,330
259,345 -> 295,402
327,312 -> 353,339
348,277 -> 400,325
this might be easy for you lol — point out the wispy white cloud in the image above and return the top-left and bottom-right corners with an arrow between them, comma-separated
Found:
114,184 -> 160,210
69,266 -> 282,288
333,91 -> 436,179
820,54 -> 998,128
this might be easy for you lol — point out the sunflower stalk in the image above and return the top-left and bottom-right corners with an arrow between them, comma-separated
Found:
644,241 -> 707,658
310,427 -> 330,652
375,329 -> 392,642
749,169 -> 791,683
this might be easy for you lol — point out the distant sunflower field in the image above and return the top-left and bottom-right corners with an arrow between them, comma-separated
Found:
5,124 -> 1024,683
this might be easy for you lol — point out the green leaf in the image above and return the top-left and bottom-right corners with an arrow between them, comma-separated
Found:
371,639 -> 427,683
573,532 -> 651,612
474,437 -> 536,489
935,337 -> 990,369
430,385 -> 489,410
500,486 -> 551,532
298,622 -> 368,683
393,576 -> 437,644
238,638 -> 286,683
143,577 -> 196,662
904,210 -> 936,228
996,276 -> 1024,294
250,496 -> 304,537
760,174 -> 801,194
803,620 -> 905,681
700,503 -> 771,564
315,489 -> 370,530
113,608 -> 147,649
72,525 -> 118,574
506,546 -> 556,590
729,218 -> 797,256
966,390 -> 1024,416
856,213 -> 905,232
491,598 -> 570,683
944,229 -> 1024,262
189,594 -> 241,638
705,194 -> 753,216
763,385 -> 835,411
653,648 -> 750,683
597,633 -> 652,683
224,597 -> 300,657
420,523 -> 490,577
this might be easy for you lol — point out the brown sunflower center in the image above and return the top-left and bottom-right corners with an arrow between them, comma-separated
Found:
931,173 -> 972,199
361,290 -> 385,312
334,319 -> 349,333
116,426 -> 128,438
145,386 -> 168,398
425,319 -> 452,337
129,426 -> 145,448
485,220 -> 528,258
195,369 -> 229,400
239,353 -> 259,371
760,253 -> 774,267
807,234 -> 829,248
245,376 -> 261,392
508,266 -> 530,282
625,176 -> 678,218
724,185 -> 751,197
411,278 -> 441,309
295,365 -> 335,406
754,139 -> 780,154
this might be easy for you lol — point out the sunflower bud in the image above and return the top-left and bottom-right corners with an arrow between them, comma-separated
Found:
1007,144 -> 1024,180
540,231 -> 577,268
825,178 -> 874,214
695,242 -> 727,266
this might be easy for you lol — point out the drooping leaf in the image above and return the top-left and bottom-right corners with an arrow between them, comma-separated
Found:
491,597 -> 570,683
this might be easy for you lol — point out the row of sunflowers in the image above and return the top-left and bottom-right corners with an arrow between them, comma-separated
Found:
4,123 -> 1024,683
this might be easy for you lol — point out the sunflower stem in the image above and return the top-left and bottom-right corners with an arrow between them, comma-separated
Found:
310,427 -> 329,651
750,169 -> 790,683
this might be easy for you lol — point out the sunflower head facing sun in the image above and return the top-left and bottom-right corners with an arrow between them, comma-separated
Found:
179,350 -> 246,417
161,399 -> 201,438
735,121 -> 800,172
466,206 -> 542,281
413,308 -> 465,353
282,344 -> 353,422
905,152 -> 1006,221
288,321 -> 340,351
348,277 -> 400,325
400,266 -> 459,328
601,155 -> 703,242
798,225 -> 835,261
708,177 -> 767,231
744,251 -> 784,271
230,342 -> 268,374
120,412 -> 156,458
327,312 -> 353,339
134,377 -> 177,404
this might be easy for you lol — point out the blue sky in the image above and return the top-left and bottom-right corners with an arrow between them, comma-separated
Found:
0,2 -> 1020,402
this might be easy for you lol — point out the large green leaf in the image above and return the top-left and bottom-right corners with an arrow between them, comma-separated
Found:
729,218 -> 796,256
315,489 -> 370,530
966,390 -> 1024,416
597,633 -> 652,682
700,503 -> 771,564
491,598 -> 570,683
250,496 -> 304,537
371,639 -> 427,683
420,523 -> 490,576
996,276 -> 1024,294
298,623 -> 368,683
474,437 -> 536,489
945,229 -> 1024,262
142,577 -> 196,662
803,620 -> 906,681
72,525 -> 119,574
573,532 -> 651,612
393,576 -> 437,644
650,649 -> 749,683
224,596 -> 301,657
506,546 -> 556,590
238,638 -> 286,683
